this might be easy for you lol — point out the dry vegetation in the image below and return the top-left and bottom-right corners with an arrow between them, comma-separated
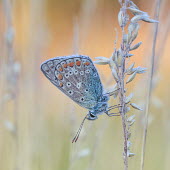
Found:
0,0 -> 170,170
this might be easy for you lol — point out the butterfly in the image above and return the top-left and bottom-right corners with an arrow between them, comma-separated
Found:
41,55 -> 120,142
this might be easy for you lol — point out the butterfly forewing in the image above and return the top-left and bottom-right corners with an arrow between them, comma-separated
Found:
41,55 -> 104,109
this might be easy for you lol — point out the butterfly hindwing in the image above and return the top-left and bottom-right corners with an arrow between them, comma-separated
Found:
41,55 -> 104,109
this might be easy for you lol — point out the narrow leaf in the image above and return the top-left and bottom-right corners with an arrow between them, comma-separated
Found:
126,71 -> 137,84
125,93 -> 134,103
130,103 -> 143,111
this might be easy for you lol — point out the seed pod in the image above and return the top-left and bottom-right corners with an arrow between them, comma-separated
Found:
127,141 -> 132,149
128,152 -> 135,157
131,24 -> 140,42
131,14 -> 149,23
112,83 -> 119,92
128,7 -> 147,16
129,1 -> 139,9
111,52 -> 116,61
125,106 -> 130,113
109,59 -> 118,72
123,34 -> 128,44
128,23 -> 139,43
94,60 -> 109,65
142,17 -> 159,23
94,56 -> 110,65
128,118 -> 135,126
117,49 -> 123,67
126,62 -> 135,74
126,71 -> 137,84
111,67 -> 119,82
125,93 -> 133,103
125,54 -> 134,58
95,56 -> 110,61
118,10 -> 124,27
130,103 -> 143,111
127,68 -> 137,75
136,66 -> 147,74
127,115 -> 135,122
130,42 -> 142,51
127,132 -> 131,139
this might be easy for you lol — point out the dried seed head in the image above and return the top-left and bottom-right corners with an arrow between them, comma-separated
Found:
130,103 -> 143,111
128,7 -> 147,16
142,17 -> 159,23
118,10 -> 124,27
130,42 -> 142,51
128,23 -> 139,43
131,23 -> 140,42
127,141 -> 132,149
111,52 -> 116,61
117,49 -> 123,66
127,67 -> 137,75
131,14 -> 149,23
126,71 -> 137,84
118,9 -> 129,28
125,54 -> 134,58
109,60 -> 118,72
94,57 -> 110,65
128,118 -> 135,126
136,66 -> 147,74
125,93 -> 133,103
123,34 -> 128,44
127,115 -> 135,122
128,152 -> 135,157
125,106 -> 130,113
129,1 -> 139,9
127,132 -> 131,139
126,62 -> 135,74
111,67 -> 119,82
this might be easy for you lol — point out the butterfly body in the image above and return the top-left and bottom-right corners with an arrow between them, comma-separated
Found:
41,55 -> 109,120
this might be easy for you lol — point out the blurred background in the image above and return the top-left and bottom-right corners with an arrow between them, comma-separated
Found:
0,0 -> 170,170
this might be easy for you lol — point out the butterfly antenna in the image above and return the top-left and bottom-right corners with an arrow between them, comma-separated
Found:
72,115 -> 87,143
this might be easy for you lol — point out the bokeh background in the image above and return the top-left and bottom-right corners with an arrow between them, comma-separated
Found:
0,0 -> 170,170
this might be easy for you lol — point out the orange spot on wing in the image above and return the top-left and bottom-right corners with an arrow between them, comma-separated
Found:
58,67 -> 63,72
68,62 -> 74,67
58,74 -> 63,80
76,61 -> 81,66
84,62 -> 90,66
59,82 -> 63,87
63,63 -> 67,68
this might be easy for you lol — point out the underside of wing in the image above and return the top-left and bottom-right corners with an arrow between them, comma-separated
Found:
41,55 -> 103,109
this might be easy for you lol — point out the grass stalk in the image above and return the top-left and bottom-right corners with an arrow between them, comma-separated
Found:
140,0 -> 161,169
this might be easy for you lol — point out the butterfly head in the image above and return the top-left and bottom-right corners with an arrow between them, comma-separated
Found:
87,94 -> 109,120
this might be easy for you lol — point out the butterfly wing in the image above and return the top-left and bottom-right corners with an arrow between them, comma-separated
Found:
41,55 -> 103,110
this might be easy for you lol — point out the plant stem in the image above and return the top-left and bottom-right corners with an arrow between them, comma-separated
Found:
118,57 -> 128,170
140,0 -> 161,169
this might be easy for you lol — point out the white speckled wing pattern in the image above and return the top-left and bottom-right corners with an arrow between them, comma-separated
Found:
41,55 -> 104,109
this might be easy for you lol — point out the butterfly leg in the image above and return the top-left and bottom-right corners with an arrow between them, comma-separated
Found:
107,104 -> 122,112
105,111 -> 121,117
105,89 -> 120,96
